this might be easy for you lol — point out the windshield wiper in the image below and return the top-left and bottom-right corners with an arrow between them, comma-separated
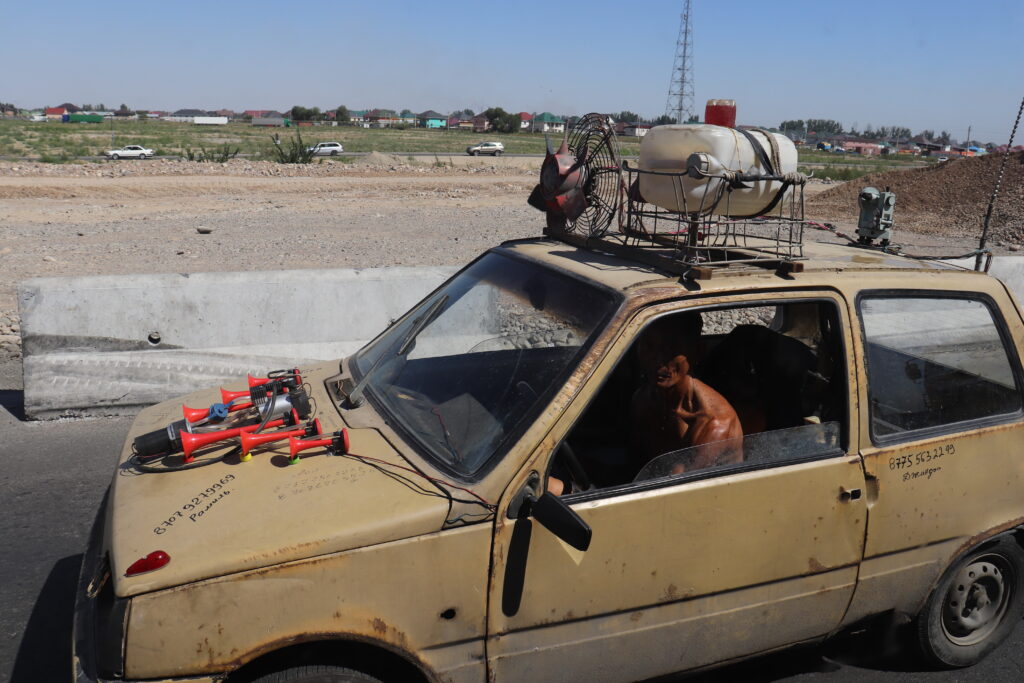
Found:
344,295 -> 449,408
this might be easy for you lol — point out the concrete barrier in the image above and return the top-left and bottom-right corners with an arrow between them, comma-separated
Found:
18,267 -> 457,418
953,255 -> 1024,298
18,256 -> 1024,419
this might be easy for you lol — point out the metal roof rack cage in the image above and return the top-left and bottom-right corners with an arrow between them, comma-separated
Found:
617,161 -> 808,268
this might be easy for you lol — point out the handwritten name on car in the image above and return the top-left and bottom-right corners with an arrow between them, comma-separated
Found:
888,444 -> 955,482
152,474 -> 235,535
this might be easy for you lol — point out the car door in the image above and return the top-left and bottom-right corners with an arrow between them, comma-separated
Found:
486,292 -> 867,683
842,283 -> 1024,625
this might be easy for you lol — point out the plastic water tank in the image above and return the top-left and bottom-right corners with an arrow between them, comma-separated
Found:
638,124 -> 798,216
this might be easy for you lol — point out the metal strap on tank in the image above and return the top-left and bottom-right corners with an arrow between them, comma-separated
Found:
731,127 -> 792,218
736,127 -> 777,176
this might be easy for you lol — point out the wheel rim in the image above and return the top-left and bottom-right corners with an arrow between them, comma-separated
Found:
942,554 -> 1013,646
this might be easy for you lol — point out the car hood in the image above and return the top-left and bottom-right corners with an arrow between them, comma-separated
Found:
106,364 -> 449,597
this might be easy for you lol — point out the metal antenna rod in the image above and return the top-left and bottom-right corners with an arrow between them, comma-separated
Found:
975,95 -> 1024,271
664,0 -> 695,124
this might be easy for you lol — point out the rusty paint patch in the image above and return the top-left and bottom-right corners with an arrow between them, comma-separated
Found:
371,617 -> 388,636
808,557 -> 827,573
630,611 -> 644,622
662,583 -> 678,601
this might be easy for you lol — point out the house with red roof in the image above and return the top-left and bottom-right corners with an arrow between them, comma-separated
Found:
518,112 -> 533,131
45,107 -> 67,121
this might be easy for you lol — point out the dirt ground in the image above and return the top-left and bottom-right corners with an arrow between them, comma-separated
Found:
0,156 -> 1004,391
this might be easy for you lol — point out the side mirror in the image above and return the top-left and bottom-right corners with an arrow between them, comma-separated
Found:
530,493 -> 592,551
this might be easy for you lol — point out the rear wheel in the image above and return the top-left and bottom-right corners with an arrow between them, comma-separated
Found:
916,537 -> 1024,667
252,664 -> 382,682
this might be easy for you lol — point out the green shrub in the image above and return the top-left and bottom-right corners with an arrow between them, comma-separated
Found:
182,143 -> 239,162
269,131 -> 315,163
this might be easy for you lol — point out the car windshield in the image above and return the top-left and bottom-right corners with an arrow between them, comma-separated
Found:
352,252 -> 618,477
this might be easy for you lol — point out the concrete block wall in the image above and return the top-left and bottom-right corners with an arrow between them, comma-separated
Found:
18,266 -> 457,418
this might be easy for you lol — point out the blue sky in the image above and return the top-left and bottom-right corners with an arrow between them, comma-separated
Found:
4,0 -> 1022,142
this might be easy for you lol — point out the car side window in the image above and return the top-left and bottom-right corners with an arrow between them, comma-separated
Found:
551,299 -> 848,497
860,294 -> 1023,441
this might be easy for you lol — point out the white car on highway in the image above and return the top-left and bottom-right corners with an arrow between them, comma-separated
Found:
307,141 -> 345,156
467,141 -> 504,156
105,145 -> 154,160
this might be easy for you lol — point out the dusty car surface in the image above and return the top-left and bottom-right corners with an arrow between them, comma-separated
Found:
74,233 -> 1024,682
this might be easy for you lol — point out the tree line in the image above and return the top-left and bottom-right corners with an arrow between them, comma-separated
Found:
779,118 -> 955,144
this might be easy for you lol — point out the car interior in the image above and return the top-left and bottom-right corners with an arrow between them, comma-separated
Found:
552,300 -> 848,493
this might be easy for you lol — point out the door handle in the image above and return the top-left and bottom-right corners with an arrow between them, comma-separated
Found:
839,487 -> 862,502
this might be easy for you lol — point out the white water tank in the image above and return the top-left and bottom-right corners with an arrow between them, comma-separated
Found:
638,124 -> 798,216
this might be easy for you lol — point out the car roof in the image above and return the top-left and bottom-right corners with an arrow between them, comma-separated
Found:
494,235 -> 986,300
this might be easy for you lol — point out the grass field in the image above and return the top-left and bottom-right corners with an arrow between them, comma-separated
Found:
0,119 -> 643,160
0,119 -> 932,181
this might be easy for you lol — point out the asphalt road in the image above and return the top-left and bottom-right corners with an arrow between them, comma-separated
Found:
1,398 -> 1022,683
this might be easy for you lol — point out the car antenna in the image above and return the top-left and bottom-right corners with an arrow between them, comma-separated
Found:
975,94 -> 1024,271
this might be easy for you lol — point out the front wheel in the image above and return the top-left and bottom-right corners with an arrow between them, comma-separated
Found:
495,150 -> 503,156
471,151 -> 479,156
916,536 -> 1024,667
252,664 -> 382,682
331,150 -> 338,156
140,154 -> 148,159
110,154 -> 119,160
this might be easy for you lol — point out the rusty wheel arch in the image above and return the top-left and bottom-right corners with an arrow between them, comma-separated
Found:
224,636 -> 434,683
905,522 -> 1024,623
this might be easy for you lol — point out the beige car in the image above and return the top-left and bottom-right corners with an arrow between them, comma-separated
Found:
74,237 -> 1024,682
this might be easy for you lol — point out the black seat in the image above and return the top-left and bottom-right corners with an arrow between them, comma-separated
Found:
698,325 -> 818,433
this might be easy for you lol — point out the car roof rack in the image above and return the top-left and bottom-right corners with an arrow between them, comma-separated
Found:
544,163 -> 810,280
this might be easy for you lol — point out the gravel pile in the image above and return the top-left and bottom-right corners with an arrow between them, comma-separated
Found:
807,152 -> 1024,243
0,312 -> 20,363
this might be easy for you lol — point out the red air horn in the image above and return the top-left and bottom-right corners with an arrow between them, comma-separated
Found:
288,429 -> 350,465
220,387 -> 254,403
239,419 -> 322,462
181,419 -> 283,462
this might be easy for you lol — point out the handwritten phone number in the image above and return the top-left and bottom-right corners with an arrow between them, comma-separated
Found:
153,474 -> 235,535
889,444 -> 955,471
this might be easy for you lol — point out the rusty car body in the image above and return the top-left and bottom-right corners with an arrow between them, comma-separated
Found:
74,236 -> 1024,682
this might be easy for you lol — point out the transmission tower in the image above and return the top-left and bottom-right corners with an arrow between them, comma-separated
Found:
664,0 -> 695,124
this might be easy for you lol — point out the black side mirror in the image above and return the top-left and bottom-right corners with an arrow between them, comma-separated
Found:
529,492 -> 592,551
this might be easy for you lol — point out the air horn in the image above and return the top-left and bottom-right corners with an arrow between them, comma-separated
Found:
239,419 -> 322,461
180,410 -> 301,462
288,429 -> 350,465
132,369 -> 310,462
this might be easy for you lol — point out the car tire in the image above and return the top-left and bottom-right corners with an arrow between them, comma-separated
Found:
331,150 -> 338,156
916,536 -> 1024,668
495,150 -> 503,156
252,664 -> 382,683
110,154 -> 119,160
472,151 -> 479,156
140,154 -> 148,159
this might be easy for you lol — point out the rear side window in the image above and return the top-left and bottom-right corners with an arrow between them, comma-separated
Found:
860,294 -> 1022,441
